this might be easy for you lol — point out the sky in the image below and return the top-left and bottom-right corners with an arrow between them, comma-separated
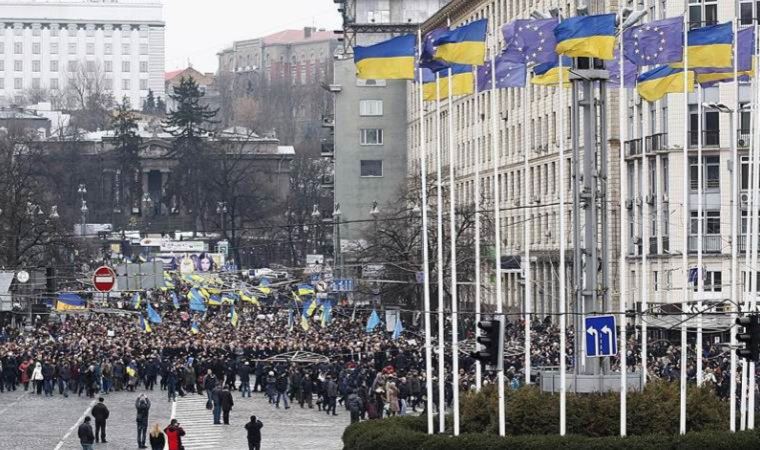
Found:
163,0 -> 343,74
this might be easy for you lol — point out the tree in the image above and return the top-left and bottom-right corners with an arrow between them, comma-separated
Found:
155,96 -> 166,116
142,89 -> 156,114
164,76 -> 219,234
112,97 -> 142,214
63,61 -> 114,131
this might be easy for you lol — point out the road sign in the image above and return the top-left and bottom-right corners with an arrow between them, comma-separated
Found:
331,278 -> 354,292
92,266 -> 116,292
585,315 -> 618,358
16,270 -> 29,283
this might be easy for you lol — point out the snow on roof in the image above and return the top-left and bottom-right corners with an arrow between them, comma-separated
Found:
262,29 -> 335,46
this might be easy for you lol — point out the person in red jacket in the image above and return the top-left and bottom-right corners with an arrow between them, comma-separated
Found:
163,419 -> 186,450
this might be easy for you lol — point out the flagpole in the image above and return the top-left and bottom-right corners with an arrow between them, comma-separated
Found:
679,13 -> 689,436
490,32 -> 506,438
639,77 -> 649,392
741,359 -> 749,430
523,54 -> 532,388
696,83 -> 704,388
558,55 -> 567,438
473,65 -> 483,392
435,70 -> 446,434
617,27 -> 628,438
447,65 -> 460,437
417,29 -> 434,437
748,28 -> 760,428
729,16 -> 740,433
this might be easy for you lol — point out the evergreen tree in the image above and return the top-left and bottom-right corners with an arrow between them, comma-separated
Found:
143,89 -> 156,113
112,97 -> 142,213
155,96 -> 166,115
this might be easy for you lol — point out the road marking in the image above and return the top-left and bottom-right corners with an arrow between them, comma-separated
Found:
0,391 -> 29,417
172,395 -> 226,450
53,398 -> 97,450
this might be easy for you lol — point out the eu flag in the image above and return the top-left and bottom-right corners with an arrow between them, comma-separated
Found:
607,48 -> 638,89
433,19 -> 488,65
555,13 -> 617,60
419,27 -> 449,72
623,17 -> 684,66
503,18 -> 558,66
477,53 -> 526,91
354,34 -> 416,80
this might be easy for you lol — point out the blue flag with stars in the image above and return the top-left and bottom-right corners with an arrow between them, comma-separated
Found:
503,18 -> 559,66
623,17 -> 684,66
477,52 -> 526,91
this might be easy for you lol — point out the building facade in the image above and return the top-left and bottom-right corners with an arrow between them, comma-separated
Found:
0,0 -> 165,108
332,0 -> 448,242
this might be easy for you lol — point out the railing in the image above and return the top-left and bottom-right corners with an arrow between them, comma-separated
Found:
688,130 -> 720,148
688,235 -> 723,253
625,138 -> 642,157
738,130 -> 751,148
320,140 -> 334,156
645,133 -> 668,152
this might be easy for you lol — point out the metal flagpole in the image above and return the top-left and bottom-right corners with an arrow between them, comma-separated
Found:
748,43 -> 760,429
617,29 -> 628,437
416,28 -> 434,435
435,71 -> 445,433
640,86 -> 649,391
696,84 -> 704,387
523,57 -> 532,388
729,17 -> 740,432
741,359 -> 749,430
490,33 -> 506,438
474,66 -> 483,392
558,56 -> 567,437
679,13 -> 689,436
448,66 -> 460,436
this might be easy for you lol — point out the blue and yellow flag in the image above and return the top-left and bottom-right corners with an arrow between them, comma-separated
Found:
555,13 -> 616,60
191,321 -> 200,334
637,65 -> 694,102
433,19 -> 488,65
297,284 -> 315,296
131,292 -> 141,309
321,301 -> 333,327
188,288 -> 207,312
230,306 -> 239,328
354,34 -> 416,80
56,294 -> 86,312
531,56 -> 572,86
240,291 -> 260,306
306,299 -> 319,317
676,22 -> 733,69
146,303 -> 162,324
138,315 -> 152,333
208,295 -> 222,306
171,291 -> 180,309
422,64 -> 474,101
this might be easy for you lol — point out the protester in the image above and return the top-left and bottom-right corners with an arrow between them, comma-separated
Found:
135,394 -> 151,449
148,423 -> 166,450
77,416 -> 95,450
245,415 -> 263,450
91,397 -> 110,443
220,387 -> 234,425
164,418 -> 186,450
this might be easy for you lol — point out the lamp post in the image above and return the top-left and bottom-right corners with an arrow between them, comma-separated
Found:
333,203 -> 342,279
77,184 -> 87,237
311,204 -> 321,254
369,201 -> 380,233
216,201 -> 228,235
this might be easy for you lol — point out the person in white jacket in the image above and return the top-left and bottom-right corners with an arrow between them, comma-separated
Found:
30,361 -> 43,395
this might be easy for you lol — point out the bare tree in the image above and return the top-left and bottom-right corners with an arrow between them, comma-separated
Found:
63,60 -> 114,131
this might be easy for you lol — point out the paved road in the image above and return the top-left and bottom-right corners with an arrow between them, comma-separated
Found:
0,386 -> 348,449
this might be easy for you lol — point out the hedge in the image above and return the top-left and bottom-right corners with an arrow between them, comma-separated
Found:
343,381 -> 739,449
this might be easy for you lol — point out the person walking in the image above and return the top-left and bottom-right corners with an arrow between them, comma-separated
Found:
325,375 -> 338,416
91,397 -> 110,443
244,415 -> 263,450
164,418 -> 186,450
77,416 -> 95,450
274,372 -> 289,409
30,361 -> 43,395
135,394 -> 151,449
148,423 -> 165,450
347,389 -> 363,424
212,386 -> 222,424
239,362 -> 251,398
220,387 -> 234,424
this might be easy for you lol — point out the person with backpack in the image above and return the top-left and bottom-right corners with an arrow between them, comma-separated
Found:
135,394 -> 151,449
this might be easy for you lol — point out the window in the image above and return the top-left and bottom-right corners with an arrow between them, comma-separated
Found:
32,60 -> 40,72
104,77 -> 113,89
690,210 -> 721,235
0,61 -> 4,71
705,271 -> 722,292
122,61 -> 131,72
360,128 -> 383,145
104,61 -> 113,72
86,28 -> 94,38
13,60 -> 22,72
32,28 -> 40,37
689,156 -> 720,190
50,42 -> 58,54
139,61 -> 148,73
86,60 -> 95,72
50,28 -> 59,37
13,78 -> 21,90
86,43 -> 94,55
0,44 -> 4,55
31,78 -> 40,89
740,1 -> 760,25
356,79 -> 386,87
13,42 -> 22,54
50,60 -> 58,72
122,79 -> 131,90
0,79 -> 4,90
359,100 -> 383,116
68,61 -> 78,72
122,43 -> 130,54
50,78 -> 59,90
360,160 -> 383,177
32,42 -> 40,55
139,43 -> 149,55
140,79 -> 148,90
68,43 -> 77,55
689,0 -> 718,28
105,43 -> 112,55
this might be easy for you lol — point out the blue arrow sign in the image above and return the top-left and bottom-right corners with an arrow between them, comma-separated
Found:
585,315 -> 618,358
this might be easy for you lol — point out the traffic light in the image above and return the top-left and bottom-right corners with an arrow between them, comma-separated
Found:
470,317 -> 504,370
736,314 -> 760,362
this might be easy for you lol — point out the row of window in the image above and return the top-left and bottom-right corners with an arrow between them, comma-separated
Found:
1,41 -> 149,56
0,59 -> 149,73
3,27 -> 150,38
0,77 -> 150,91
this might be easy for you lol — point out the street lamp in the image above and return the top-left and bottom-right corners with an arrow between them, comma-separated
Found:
311,204 -> 321,254
333,203 -> 342,278
49,205 -> 59,221
217,201 -> 228,234
78,184 -> 87,237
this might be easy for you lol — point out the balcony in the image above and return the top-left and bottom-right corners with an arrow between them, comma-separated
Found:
624,138 -> 642,157
688,130 -> 720,148
649,237 -> 658,255
688,235 -> 722,253
738,130 -> 751,148
321,139 -> 334,158
321,173 -> 335,189
645,133 -> 668,152
321,114 -> 335,129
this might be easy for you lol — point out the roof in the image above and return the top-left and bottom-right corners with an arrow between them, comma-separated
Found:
277,145 -> 295,155
262,29 -> 335,46
0,109 -> 49,120
164,69 -> 184,81
165,67 -> 215,87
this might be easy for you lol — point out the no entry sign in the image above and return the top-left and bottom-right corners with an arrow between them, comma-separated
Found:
92,266 -> 116,292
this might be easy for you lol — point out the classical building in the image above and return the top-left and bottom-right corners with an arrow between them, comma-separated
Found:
0,0 -> 165,108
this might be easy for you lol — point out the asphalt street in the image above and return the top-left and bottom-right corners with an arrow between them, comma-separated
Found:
0,386 -> 348,449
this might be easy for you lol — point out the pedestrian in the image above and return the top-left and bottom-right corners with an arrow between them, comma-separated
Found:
325,375 -> 338,416
164,418 -> 186,450
244,415 -> 263,450
77,416 -> 95,450
220,387 -> 234,424
148,423 -> 165,450
31,361 -> 43,395
347,389 -> 363,424
135,393 -> 151,449
275,372 -> 289,409
91,397 -> 110,443
239,362 -> 251,397
212,386 -> 222,424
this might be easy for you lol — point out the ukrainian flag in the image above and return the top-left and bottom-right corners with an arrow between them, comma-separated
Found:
56,294 -> 86,312
300,304 -> 310,331
354,34 -> 416,80
555,13 -> 616,60
240,291 -> 260,306
422,64 -> 474,101
433,19 -> 488,65
531,57 -> 572,87
679,22 -> 733,69
230,306 -> 239,328
208,295 -> 222,306
254,285 -> 272,296
131,292 -> 141,309
139,315 -> 152,333
297,284 -> 315,296
637,66 -> 694,102
306,299 -> 319,317
191,321 -> 200,334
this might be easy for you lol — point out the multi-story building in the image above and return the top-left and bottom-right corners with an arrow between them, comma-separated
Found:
332,0 -> 448,242
0,0 -> 165,109
405,0 -> 755,320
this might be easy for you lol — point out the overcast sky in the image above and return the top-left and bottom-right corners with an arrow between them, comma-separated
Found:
163,0 -> 343,73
